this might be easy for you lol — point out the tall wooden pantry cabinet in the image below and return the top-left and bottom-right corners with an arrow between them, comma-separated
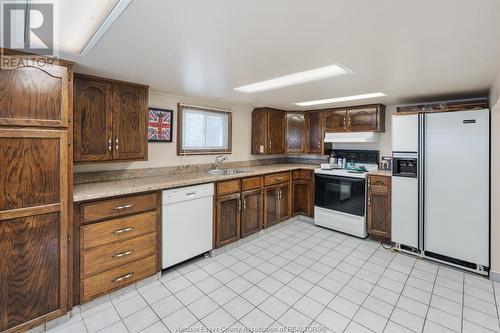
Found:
0,53 -> 73,333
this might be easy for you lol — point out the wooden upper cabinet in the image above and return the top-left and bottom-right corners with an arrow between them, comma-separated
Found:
74,77 -> 113,162
305,111 -> 323,154
113,83 -> 148,161
0,59 -> 69,127
348,105 -> 385,132
251,108 -> 285,155
323,109 -> 347,132
285,113 -> 305,153
268,109 -> 285,154
73,74 -> 148,163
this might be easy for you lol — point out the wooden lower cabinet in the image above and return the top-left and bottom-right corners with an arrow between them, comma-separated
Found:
74,192 -> 161,304
215,193 -> 241,248
241,188 -> 263,238
367,175 -> 391,243
292,180 -> 312,217
264,183 -> 291,228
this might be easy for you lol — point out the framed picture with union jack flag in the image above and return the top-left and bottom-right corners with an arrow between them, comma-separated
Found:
148,108 -> 173,142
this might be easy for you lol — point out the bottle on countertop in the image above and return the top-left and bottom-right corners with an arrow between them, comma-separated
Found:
328,151 -> 336,165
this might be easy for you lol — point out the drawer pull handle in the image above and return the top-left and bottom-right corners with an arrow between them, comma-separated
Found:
276,177 -> 284,181
112,204 -> 133,210
113,227 -> 134,235
113,250 -> 134,259
112,272 -> 133,283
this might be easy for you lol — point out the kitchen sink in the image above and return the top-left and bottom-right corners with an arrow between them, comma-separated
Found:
206,169 -> 250,175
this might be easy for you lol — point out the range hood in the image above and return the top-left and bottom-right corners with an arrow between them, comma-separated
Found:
324,132 -> 379,143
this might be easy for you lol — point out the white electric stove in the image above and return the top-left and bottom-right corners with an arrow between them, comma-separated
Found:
314,151 -> 379,238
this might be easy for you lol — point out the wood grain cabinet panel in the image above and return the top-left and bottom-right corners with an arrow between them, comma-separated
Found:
216,180 -> 241,195
285,113 -> 305,153
264,183 -> 290,228
264,172 -> 290,186
268,109 -> 285,154
112,83 -> 148,161
348,106 -> 385,132
0,128 -> 69,332
74,192 -> 161,304
305,111 -> 323,154
241,188 -> 262,238
292,180 -> 312,217
73,74 -> 148,163
0,61 -> 69,127
82,232 -> 157,277
323,109 -> 347,132
215,193 -> 241,248
73,77 -> 113,162
367,175 -> 391,243
242,177 -> 262,191
81,255 -> 157,302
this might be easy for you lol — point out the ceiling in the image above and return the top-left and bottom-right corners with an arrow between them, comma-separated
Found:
65,0 -> 500,110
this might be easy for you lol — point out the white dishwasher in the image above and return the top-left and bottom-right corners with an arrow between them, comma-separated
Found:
162,183 -> 214,269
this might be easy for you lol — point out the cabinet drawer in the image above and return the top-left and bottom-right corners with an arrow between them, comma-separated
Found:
81,193 -> 157,223
81,255 -> 157,302
368,175 -> 391,193
292,170 -> 312,181
82,233 -> 157,277
216,179 -> 241,195
264,172 -> 290,186
242,176 -> 262,190
81,211 -> 157,250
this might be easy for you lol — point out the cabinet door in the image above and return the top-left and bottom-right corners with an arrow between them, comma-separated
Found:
367,176 -> 391,241
292,180 -> 312,217
241,189 -> 262,238
264,186 -> 279,228
278,184 -> 291,222
0,59 -> 69,128
305,111 -> 323,154
285,113 -> 305,153
0,129 -> 68,332
251,108 -> 268,155
267,110 -> 285,154
74,76 -> 113,162
215,193 -> 241,248
112,83 -> 148,161
323,109 -> 347,132
348,106 -> 380,132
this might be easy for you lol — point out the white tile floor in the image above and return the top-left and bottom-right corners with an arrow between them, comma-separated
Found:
48,220 -> 500,333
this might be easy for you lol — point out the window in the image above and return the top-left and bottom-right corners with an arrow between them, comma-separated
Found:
177,103 -> 232,155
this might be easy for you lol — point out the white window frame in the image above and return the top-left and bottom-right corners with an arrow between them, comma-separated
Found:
177,103 -> 232,155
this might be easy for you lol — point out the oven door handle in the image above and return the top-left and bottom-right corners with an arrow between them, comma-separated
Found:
314,174 -> 366,183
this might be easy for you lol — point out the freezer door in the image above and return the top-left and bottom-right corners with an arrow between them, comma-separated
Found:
392,176 -> 419,249
392,114 -> 419,152
424,110 -> 489,267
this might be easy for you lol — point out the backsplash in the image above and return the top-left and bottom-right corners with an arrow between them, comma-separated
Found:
74,155 -> 327,184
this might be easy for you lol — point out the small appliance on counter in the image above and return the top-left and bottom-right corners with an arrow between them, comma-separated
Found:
314,149 -> 379,238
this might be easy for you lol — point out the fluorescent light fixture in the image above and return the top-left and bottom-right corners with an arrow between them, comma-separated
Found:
295,92 -> 386,107
234,64 -> 352,93
54,0 -> 131,54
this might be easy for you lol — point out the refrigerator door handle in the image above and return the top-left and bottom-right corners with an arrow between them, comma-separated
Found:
418,113 -> 425,252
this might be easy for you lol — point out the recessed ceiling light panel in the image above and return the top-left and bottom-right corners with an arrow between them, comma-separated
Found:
234,64 -> 352,93
295,92 -> 386,107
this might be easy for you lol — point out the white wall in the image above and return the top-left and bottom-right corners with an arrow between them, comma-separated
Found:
489,74 -> 500,277
331,105 -> 395,158
74,92 -> 266,173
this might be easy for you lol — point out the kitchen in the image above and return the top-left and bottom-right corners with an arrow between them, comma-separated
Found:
1,1 -> 500,333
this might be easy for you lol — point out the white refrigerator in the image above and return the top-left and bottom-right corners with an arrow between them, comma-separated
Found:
391,109 -> 490,274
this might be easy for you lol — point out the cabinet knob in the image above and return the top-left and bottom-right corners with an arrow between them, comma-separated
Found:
115,137 -> 119,150
108,138 -> 112,152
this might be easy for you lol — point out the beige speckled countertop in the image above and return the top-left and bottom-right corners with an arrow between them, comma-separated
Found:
367,169 -> 392,177
74,163 -> 318,202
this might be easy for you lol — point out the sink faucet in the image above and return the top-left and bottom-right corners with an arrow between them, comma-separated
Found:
213,154 -> 228,170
